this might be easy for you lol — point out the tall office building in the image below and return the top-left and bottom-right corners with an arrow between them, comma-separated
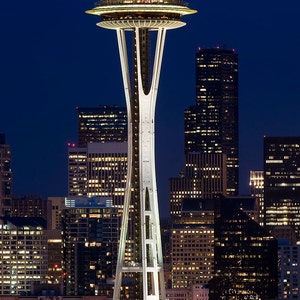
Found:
249,170 -> 264,226
0,216 -> 48,295
169,153 -> 226,217
171,195 -> 262,299
69,109 -> 129,297
11,195 -> 49,219
0,134 -> 12,216
77,105 -> 127,147
184,47 -> 239,195
278,241 -> 300,299
86,1 -> 196,299
68,142 -> 133,296
61,197 -> 119,297
68,146 -> 87,196
171,199 -> 215,289
68,142 -> 127,206
209,195 -> 278,299
264,136 -> 300,241
48,196 -> 66,230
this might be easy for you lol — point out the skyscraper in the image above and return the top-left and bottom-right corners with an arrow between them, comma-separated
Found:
68,142 -> 127,206
184,47 -> 239,195
249,170 -> 264,226
68,110 -> 129,297
264,136 -> 300,241
86,1 -> 196,299
278,241 -> 300,299
171,199 -> 215,289
77,105 -> 127,147
0,134 -> 12,216
0,216 -> 48,295
209,195 -> 278,300
169,153 -> 227,217
61,197 -> 119,297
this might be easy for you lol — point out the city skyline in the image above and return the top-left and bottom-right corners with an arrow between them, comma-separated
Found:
0,0 -> 300,217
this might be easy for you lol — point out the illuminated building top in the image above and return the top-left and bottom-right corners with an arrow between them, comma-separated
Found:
86,0 -> 197,29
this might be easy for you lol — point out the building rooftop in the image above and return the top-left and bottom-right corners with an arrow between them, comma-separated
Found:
0,216 -> 47,229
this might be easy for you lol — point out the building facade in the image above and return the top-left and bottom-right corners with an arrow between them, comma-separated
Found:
249,170 -> 264,226
0,134 -> 12,216
77,105 -> 127,147
184,47 -> 239,195
0,217 -> 48,295
68,142 -> 127,206
61,197 -> 119,297
209,195 -> 278,299
11,195 -> 49,219
171,224 -> 214,289
48,197 -> 65,230
264,136 -> 300,241
169,153 -> 226,217
278,241 -> 300,299
68,147 -> 87,196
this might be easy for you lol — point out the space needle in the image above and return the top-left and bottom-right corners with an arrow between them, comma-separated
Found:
86,1 -> 196,299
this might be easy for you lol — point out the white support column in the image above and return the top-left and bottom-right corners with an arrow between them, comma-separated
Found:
113,25 -> 167,300
113,28 -> 133,300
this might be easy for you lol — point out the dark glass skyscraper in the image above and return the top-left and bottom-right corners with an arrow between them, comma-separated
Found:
61,198 -> 119,297
264,136 -> 300,241
77,105 -> 127,147
184,47 -> 239,195
209,195 -> 278,299
0,133 -> 12,216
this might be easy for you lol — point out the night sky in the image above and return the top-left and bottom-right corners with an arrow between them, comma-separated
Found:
0,0 -> 299,217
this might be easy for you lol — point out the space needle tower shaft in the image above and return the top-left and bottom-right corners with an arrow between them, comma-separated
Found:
86,1 -> 196,299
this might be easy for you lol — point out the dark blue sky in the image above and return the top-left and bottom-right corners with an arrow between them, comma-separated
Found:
0,0 -> 299,215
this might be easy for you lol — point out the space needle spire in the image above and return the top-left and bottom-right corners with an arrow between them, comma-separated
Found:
86,1 -> 196,299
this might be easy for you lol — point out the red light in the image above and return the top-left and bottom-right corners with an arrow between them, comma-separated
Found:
67,142 -> 76,147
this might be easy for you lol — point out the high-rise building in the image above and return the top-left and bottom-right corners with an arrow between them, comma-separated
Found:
209,195 -> 278,300
77,105 -> 127,147
278,240 -> 300,299
249,170 -> 264,226
61,197 -> 119,297
171,196 -> 259,295
170,153 -> 226,217
68,142 -> 127,206
47,197 -> 65,286
264,136 -> 300,241
47,229 -> 63,286
0,216 -> 48,295
184,47 -> 239,195
0,134 -> 12,216
11,195 -> 54,229
171,199 -> 214,289
11,195 -> 49,218
86,1 -> 196,299
68,147 -> 87,196
48,196 -> 65,230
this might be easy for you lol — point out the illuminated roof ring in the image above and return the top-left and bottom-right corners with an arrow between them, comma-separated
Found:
96,19 -> 185,29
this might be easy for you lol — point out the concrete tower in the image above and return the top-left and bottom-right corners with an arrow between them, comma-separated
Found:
86,1 -> 196,299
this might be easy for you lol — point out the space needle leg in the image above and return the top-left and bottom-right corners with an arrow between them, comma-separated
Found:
135,27 -> 167,300
113,28 -> 133,300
